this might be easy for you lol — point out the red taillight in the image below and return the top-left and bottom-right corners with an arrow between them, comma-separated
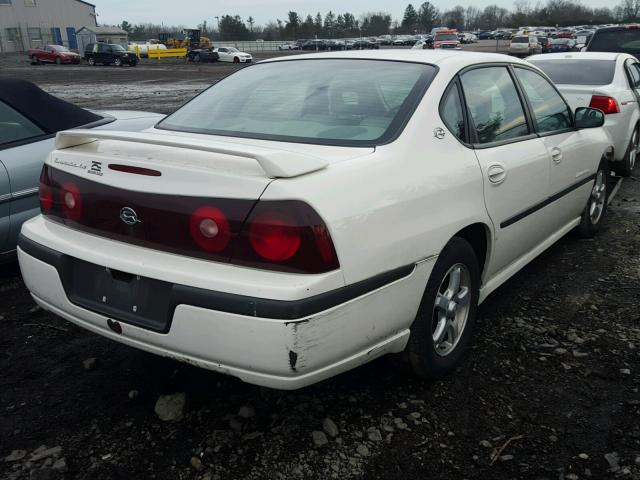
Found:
189,206 -> 230,252
39,166 -> 53,211
233,200 -> 339,273
61,182 -> 82,220
589,95 -> 620,114
40,165 -> 339,274
249,212 -> 301,261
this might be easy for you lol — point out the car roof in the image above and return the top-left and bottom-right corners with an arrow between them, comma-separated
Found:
261,50 -> 531,70
527,52 -> 630,61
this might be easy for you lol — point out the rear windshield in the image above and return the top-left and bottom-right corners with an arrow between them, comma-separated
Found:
530,59 -> 615,85
158,59 -> 436,146
512,37 -> 529,43
551,38 -> 571,44
589,29 -> 640,55
436,34 -> 458,41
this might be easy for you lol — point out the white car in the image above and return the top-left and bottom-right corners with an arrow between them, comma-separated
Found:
278,43 -> 298,51
528,52 -> 640,176
509,35 -> 542,56
213,47 -> 252,63
18,50 -> 613,390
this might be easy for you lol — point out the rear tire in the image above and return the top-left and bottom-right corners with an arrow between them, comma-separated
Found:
87,57 -> 95,66
615,127 -> 638,177
406,237 -> 480,379
194,54 -> 201,63
577,159 -> 609,238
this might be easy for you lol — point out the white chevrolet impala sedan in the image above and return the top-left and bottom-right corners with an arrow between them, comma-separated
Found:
18,50 -> 613,389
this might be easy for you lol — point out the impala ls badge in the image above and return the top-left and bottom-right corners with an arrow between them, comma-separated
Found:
120,207 -> 141,226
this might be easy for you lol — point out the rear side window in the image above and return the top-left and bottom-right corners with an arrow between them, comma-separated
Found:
460,67 -> 529,144
589,29 -> 640,56
0,100 -> 45,146
440,84 -> 465,141
530,60 -> 615,86
514,68 -> 572,134
626,60 -> 640,88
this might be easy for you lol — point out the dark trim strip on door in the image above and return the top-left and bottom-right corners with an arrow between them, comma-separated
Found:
501,174 -> 596,228
0,187 -> 39,205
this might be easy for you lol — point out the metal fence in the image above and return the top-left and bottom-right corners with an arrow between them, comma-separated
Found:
211,41 -> 291,52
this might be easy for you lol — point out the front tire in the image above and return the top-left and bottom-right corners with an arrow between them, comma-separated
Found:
406,237 -> 480,379
616,127 -> 638,177
194,54 -> 201,63
55,57 -> 61,65
233,56 -> 239,63
577,159 -> 609,238
114,57 -> 122,67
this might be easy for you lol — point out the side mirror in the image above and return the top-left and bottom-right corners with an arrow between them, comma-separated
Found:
575,107 -> 605,129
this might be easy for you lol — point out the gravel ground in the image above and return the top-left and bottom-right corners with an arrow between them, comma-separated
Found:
1,43 -> 639,480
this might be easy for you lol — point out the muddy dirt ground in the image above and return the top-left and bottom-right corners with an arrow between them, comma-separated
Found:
1,46 -> 639,480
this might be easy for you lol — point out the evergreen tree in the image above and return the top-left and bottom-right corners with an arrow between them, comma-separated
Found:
401,4 -> 419,33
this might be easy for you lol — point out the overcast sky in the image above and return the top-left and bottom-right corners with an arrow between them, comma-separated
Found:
92,0 -> 613,27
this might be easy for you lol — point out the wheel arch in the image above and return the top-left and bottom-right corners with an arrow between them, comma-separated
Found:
451,222 -> 492,281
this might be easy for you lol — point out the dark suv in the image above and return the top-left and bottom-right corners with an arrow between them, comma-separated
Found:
586,24 -> 640,58
84,43 -> 138,67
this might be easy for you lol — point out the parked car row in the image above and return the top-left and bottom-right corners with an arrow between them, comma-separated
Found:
26,42 -> 253,67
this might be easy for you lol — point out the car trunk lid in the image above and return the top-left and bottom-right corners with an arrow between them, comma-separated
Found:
556,85 -> 610,111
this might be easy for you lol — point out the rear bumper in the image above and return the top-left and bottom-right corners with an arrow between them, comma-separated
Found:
18,226 -> 430,389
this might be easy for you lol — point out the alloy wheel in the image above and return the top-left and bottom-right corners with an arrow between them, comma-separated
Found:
432,263 -> 471,357
589,169 -> 606,224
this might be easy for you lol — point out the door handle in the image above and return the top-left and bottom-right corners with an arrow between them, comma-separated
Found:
551,148 -> 563,163
487,164 -> 506,185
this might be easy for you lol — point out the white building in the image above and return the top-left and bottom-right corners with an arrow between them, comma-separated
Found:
0,0 -> 97,53
76,26 -> 128,54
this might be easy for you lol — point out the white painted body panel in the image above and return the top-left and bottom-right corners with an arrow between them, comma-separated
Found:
18,50 -> 614,388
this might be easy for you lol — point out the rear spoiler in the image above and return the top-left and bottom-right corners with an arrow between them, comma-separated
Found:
55,130 -> 328,179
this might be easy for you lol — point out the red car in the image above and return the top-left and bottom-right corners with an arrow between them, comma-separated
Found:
431,30 -> 462,50
555,30 -> 575,39
28,45 -> 81,65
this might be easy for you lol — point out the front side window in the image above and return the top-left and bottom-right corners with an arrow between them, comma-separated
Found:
515,68 -> 572,134
159,59 -> 436,146
440,84 -> 465,141
460,66 -> 529,144
0,101 -> 45,146
97,44 -> 108,53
